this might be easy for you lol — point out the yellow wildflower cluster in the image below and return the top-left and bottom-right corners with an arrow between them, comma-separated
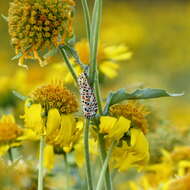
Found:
110,102 -> 149,134
8,0 -> 75,67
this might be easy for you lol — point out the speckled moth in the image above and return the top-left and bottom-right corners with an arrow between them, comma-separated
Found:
77,71 -> 98,119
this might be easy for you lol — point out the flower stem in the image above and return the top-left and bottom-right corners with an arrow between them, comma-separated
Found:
80,0 -> 91,42
96,141 -> 115,190
98,134 -> 113,190
64,153 -> 70,190
84,119 -> 94,190
38,135 -> 45,190
59,46 -> 78,83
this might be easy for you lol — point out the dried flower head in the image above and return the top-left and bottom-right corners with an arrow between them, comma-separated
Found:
0,115 -> 22,143
8,0 -> 75,67
31,81 -> 78,114
109,102 -> 149,134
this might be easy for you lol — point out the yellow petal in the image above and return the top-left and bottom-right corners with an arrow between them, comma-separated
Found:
44,145 -> 55,170
46,109 -> 61,136
99,116 -> 117,134
23,103 -> 43,134
0,144 -> 9,156
99,61 -> 118,79
107,116 -> 131,140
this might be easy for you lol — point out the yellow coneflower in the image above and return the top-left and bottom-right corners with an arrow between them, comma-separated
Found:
109,102 -> 149,134
73,39 -> 132,79
8,0 -> 75,67
0,115 -> 23,155
22,81 -> 81,170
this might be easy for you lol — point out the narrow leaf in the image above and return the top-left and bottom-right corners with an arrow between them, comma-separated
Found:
104,88 -> 184,114
63,44 -> 86,69
1,14 -> 8,21
11,52 -> 23,60
96,141 -> 115,190
12,90 -> 27,101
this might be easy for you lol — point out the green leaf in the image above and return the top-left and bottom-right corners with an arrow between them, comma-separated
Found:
12,90 -> 27,101
11,52 -> 23,60
104,88 -> 184,114
1,14 -> 8,21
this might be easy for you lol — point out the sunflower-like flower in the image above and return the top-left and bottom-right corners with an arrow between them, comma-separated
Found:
98,102 -> 150,171
72,39 -> 132,79
0,115 -> 23,155
8,0 -> 75,67
109,102 -> 149,134
22,81 -> 81,170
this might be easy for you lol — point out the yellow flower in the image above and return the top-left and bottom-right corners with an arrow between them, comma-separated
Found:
0,115 -> 23,155
99,116 -> 131,141
111,129 -> 149,172
109,102 -> 149,134
8,0 -> 75,67
74,39 -> 132,79
21,81 -> 81,171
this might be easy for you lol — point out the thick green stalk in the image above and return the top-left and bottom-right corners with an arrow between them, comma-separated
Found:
84,119 -> 94,190
96,141 -> 115,190
80,0 -> 91,42
94,72 -> 102,114
38,135 -> 45,190
98,134 -> 113,190
59,46 -> 78,84
89,0 -> 102,85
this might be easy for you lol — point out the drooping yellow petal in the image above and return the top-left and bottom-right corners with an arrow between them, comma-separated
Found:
99,116 -> 117,134
0,144 -> 9,156
44,145 -> 55,170
23,102 -> 43,135
130,128 -> 149,155
46,109 -> 61,136
106,116 -> 131,140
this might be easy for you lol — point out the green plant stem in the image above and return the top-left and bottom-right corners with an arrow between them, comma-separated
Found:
98,134 -> 113,190
94,72 -> 102,114
64,154 -> 70,190
89,0 -> 102,85
96,141 -> 115,190
38,135 -> 45,190
84,119 -> 94,190
59,46 -> 78,83
80,0 -> 91,42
